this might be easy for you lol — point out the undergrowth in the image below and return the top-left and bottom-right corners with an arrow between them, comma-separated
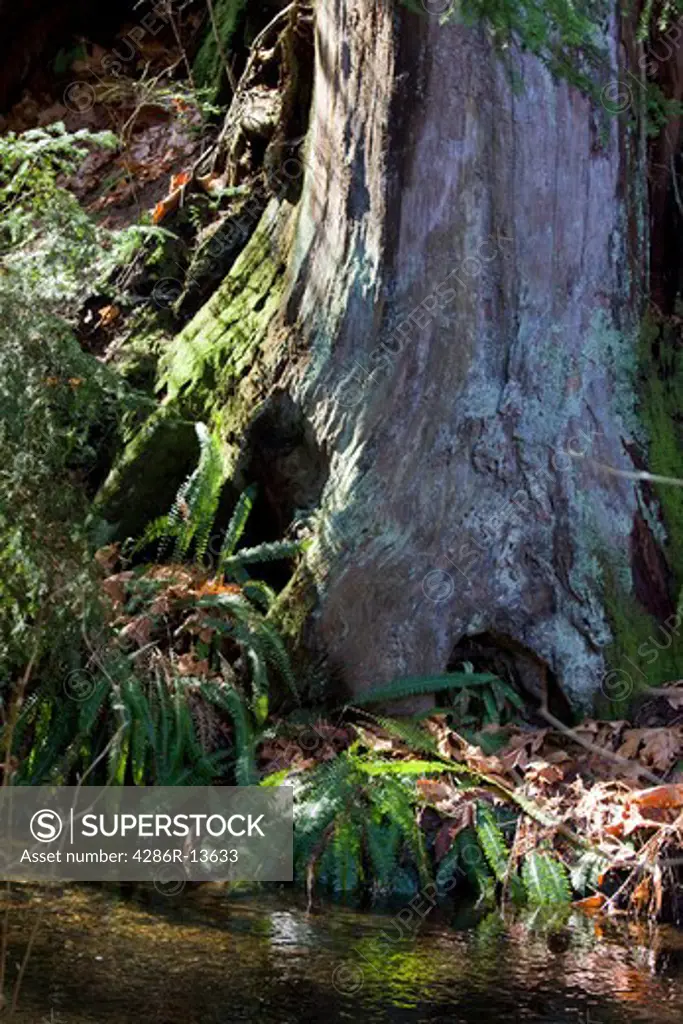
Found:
7,425 -> 304,788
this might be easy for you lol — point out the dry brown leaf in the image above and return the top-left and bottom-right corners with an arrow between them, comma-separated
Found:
176,652 -> 210,677
119,614 -> 153,648
629,783 -> 683,810
102,571 -> 133,609
94,544 -> 120,574
630,877 -> 652,913
416,779 -> 452,804
617,730 -> 646,761
524,759 -> 566,785
434,805 -> 475,861
97,304 -> 120,328
638,728 -> 682,773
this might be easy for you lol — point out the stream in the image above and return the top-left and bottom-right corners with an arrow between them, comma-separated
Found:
6,885 -> 683,1022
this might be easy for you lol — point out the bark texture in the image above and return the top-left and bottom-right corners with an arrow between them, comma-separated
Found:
98,0 -> 676,711
274,0 -> 658,709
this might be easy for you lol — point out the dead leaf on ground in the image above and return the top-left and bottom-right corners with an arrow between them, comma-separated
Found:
118,614 -> 153,648
176,652 -> 210,677
629,784 -> 683,810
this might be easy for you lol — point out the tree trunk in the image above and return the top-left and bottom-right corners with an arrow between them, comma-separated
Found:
265,0 -> 661,710
103,0 -> 683,712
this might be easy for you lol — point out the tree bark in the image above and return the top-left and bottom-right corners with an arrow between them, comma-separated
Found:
273,0 -> 658,709
101,0 -> 679,712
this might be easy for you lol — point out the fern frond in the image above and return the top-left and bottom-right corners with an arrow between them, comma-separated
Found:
355,758 -> 453,776
366,816 -> 402,891
241,578 -> 277,611
257,618 -> 299,701
352,672 -> 501,707
200,679 -> 256,785
475,803 -> 510,882
222,539 -> 302,575
217,485 -> 256,567
522,852 -> 572,906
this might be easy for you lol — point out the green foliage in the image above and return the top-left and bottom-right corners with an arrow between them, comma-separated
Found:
401,0 -> 608,95
200,678 -> 257,784
11,660 -> 228,786
139,422 -> 226,562
285,707 -> 578,904
193,0 -> 247,99
570,849 -> 611,896
285,742 -> 437,897
475,803 -> 510,882
352,672 -> 499,704
0,121 -> 153,682
133,424 -> 302,572
350,669 -> 525,729
521,851 -> 572,905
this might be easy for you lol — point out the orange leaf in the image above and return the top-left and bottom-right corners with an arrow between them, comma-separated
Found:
96,304 -> 119,327
629,783 -> 683,810
152,189 -> 181,223
573,893 -> 606,913
170,170 -> 190,190
195,580 -> 241,597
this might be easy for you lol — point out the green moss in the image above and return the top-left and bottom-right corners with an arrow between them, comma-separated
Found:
97,200 -> 291,538
270,567 -> 317,649
597,555 -> 683,719
193,0 -> 246,99
94,407 -> 199,540
637,312 -> 683,589
157,199 -> 287,418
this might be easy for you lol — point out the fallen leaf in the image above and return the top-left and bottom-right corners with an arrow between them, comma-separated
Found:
176,652 -> 210,677
524,759 -> 566,785
416,779 -> 452,803
95,544 -> 120,574
638,728 -> 682,773
573,893 -> 606,912
170,170 -> 191,190
629,784 -> 683,810
96,304 -> 119,328
102,571 -> 133,609
119,614 -> 153,648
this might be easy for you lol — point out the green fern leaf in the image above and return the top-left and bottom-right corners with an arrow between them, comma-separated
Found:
475,803 -> 510,882
352,672 -> 501,707
522,852 -> 572,906
221,539 -> 302,575
218,485 -> 256,566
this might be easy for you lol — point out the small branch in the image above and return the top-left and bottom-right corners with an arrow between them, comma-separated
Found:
164,0 -> 198,95
538,707 -> 662,786
586,457 -> 683,489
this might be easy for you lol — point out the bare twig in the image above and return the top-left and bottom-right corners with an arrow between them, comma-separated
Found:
538,707 -> 662,786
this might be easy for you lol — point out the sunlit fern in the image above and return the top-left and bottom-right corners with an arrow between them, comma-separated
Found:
132,423 -> 302,574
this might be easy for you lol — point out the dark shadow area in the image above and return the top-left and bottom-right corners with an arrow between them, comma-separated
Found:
447,630 -> 573,722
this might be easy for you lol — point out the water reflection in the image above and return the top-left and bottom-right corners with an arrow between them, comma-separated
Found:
4,886 -> 683,1023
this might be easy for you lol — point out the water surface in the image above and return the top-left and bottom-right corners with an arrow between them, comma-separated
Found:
6,886 -> 683,1022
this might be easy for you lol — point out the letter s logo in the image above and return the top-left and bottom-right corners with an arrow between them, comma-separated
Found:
30,809 -> 63,843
